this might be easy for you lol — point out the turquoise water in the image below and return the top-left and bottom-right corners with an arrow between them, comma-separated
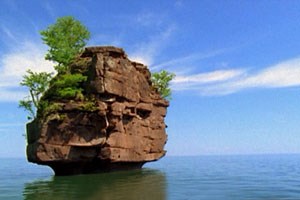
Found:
1,155 -> 300,199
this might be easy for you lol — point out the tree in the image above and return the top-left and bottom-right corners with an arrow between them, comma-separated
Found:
151,70 -> 175,100
19,70 -> 53,119
19,16 -> 91,120
40,16 -> 90,74
19,98 -> 35,120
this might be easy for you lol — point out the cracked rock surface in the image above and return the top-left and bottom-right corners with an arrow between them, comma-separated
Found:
26,46 -> 169,175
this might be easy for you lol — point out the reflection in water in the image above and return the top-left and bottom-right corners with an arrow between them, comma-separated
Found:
23,168 -> 166,200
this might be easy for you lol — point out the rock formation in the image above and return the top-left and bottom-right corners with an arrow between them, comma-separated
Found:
26,46 -> 169,175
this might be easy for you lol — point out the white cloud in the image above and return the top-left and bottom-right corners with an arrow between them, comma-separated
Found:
173,69 -> 245,84
0,25 -> 18,42
172,57 -> 300,95
128,25 -> 176,66
0,41 -> 54,102
215,57 -> 300,94
235,58 -> 300,88
152,49 -> 228,71
135,12 -> 164,27
2,42 -> 54,77
172,69 -> 245,91
0,89 -> 27,102
128,55 -> 151,66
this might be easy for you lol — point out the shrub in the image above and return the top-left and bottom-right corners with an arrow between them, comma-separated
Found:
151,70 -> 175,100
50,73 -> 87,99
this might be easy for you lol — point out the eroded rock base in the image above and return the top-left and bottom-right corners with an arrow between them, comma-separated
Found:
46,161 -> 145,176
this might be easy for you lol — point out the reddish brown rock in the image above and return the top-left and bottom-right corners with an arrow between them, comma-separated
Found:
26,46 -> 169,175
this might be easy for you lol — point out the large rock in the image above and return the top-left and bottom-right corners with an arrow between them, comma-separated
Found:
26,46 -> 169,175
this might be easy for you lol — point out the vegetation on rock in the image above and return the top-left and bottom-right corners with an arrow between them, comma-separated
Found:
19,70 -> 53,120
151,70 -> 175,100
47,73 -> 87,99
19,16 -> 90,120
19,16 -> 175,120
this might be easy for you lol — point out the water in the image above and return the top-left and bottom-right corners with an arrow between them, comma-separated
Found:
1,155 -> 300,200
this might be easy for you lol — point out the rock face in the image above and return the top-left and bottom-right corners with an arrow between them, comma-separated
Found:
26,46 -> 169,175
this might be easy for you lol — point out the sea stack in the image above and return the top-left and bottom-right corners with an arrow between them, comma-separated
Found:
26,46 -> 169,175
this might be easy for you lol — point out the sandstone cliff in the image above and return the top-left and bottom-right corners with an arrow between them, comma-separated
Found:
26,46 -> 169,175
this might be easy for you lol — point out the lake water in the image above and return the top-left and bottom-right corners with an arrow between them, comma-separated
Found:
1,155 -> 300,200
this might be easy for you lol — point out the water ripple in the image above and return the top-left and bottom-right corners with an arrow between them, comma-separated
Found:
1,155 -> 300,199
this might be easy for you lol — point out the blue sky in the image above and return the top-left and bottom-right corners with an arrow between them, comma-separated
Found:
1,0 -> 300,157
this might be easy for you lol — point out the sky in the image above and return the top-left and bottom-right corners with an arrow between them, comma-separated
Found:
1,0 -> 300,157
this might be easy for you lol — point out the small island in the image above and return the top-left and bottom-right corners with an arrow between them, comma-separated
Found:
26,46 -> 169,175
18,17 -> 174,176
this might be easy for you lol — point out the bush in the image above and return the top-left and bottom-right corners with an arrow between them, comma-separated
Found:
50,73 -> 87,99
151,70 -> 175,100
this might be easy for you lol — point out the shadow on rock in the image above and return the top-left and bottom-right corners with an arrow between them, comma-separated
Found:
23,169 -> 166,200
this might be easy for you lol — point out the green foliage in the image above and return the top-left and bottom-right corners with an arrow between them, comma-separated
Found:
19,16 -> 91,121
19,98 -> 34,120
151,70 -> 175,100
58,114 -> 67,121
36,100 -> 49,118
50,73 -> 87,99
40,16 -> 90,73
70,57 -> 92,74
20,70 -> 53,107
80,101 -> 98,112
19,70 -> 53,119
41,103 -> 63,117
